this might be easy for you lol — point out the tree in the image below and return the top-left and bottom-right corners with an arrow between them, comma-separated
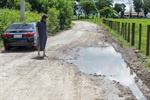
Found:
120,4 -> 126,18
47,8 -> 59,33
75,2 -> 83,19
0,0 -> 7,8
114,3 -> 122,13
133,0 -> 143,18
26,0 -> 55,13
143,0 -> 150,17
56,0 -> 74,29
114,3 -> 126,18
0,0 -> 17,8
128,0 -> 133,18
95,0 -> 113,10
100,7 -> 116,18
79,0 -> 97,18
26,0 -> 43,13
0,0 -> 74,31
26,0 -> 74,30
114,3 -> 126,13
74,1 -> 78,15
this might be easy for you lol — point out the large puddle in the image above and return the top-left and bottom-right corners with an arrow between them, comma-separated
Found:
69,42 -> 146,100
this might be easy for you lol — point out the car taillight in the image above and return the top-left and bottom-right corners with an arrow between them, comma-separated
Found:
24,32 -> 34,37
4,33 -> 12,37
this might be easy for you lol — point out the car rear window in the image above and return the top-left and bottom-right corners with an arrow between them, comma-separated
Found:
8,23 -> 33,30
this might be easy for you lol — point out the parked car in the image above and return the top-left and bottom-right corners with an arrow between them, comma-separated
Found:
1,22 -> 38,51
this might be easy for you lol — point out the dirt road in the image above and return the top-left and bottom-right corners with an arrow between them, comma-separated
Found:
0,21 -> 136,100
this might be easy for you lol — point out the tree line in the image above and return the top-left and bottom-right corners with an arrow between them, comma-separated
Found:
133,0 -> 150,17
0,0 -> 74,33
0,0 -> 150,30
74,0 -> 150,18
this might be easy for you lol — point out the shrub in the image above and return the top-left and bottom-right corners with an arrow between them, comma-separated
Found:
47,7 -> 60,34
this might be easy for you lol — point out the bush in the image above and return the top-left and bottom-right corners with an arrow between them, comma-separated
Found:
25,11 -> 41,22
47,8 -> 60,34
0,9 -> 20,37
56,0 -> 74,30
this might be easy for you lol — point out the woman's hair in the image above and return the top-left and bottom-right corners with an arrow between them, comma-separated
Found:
41,14 -> 48,20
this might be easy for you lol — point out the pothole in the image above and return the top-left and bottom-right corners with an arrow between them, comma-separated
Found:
68,42 -> 147,100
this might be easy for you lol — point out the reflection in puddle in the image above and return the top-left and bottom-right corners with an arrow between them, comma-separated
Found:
69,43 -> 146,100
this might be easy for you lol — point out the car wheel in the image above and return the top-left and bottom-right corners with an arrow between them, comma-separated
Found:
4,46 -> 11,51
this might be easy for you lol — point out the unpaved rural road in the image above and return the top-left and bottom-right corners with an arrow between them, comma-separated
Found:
0,21 -> 137,100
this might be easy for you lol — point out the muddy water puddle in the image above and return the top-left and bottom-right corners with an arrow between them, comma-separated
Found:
69,42 -> 146,100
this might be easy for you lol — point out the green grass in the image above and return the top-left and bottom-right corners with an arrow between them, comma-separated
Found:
0,41 -> 3,47
106,18 -> 150,54
70,22 -> 75,28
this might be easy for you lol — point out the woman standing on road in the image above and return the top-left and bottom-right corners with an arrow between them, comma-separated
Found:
36,14 -> 48,57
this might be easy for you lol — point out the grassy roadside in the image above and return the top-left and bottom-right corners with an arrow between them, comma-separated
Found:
80,18 -> 150,69
106,18 -> 150,55
0,41 -> 3,47
70,22 -> 75,28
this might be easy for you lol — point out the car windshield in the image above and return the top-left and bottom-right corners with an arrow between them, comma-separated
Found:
8,23 -> 33,30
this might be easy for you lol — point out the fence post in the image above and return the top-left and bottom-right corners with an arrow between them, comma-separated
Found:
123,23 -> 125,38
110,21 -> 112,29
111,21 -> 113,29
131,23 -> 135,46
109,21 -> 112,28
139,24 -> 142,50
117,21 -> 119,32
104,19 -> 106,24
116,22 -> 118,32
107,20 -> 109,26
146,25 -> 150,56
121,22 -> 123,36
118,22 -> 120,34
127,23 -> 130,42
114,21 -> 116,31
125,23 -> 127,40
109,20 -> 110,27
102,19 -> 105,24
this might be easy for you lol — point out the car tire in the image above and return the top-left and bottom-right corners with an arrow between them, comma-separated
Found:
4,46 -> 11,51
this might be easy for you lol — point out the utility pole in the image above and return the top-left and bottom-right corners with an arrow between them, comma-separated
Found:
128,0 -> 132,18
20,0 -> 25,21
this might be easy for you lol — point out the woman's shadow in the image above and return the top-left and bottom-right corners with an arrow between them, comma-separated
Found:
31,56 -> 44,60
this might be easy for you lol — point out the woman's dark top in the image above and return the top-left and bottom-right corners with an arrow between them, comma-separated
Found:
36,20 -> 47,51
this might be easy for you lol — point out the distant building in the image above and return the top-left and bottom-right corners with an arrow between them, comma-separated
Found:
124,12 -> 145,18
146,13 -> 150,18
